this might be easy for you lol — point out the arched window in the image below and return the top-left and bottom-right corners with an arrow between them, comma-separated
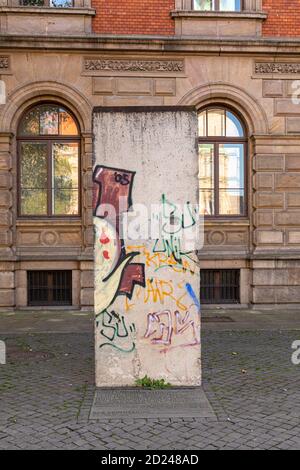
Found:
198,107 -> 247,217
18,103 -> 80,217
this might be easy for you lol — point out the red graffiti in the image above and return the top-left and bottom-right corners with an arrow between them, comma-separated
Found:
93,165 -> 145,300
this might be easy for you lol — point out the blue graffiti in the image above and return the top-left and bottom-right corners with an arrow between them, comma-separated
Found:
185,283 -> 201,311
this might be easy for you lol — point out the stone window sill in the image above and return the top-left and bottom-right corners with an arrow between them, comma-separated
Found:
171,10 -> 267,20
16,218 -> 82,226
0,6 -> 95,14
204,218 -> 250,226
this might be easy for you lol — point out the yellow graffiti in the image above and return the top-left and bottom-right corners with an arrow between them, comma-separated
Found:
127,244 -> 197,275
124,278 -> 189,312
145,279 -> 187,310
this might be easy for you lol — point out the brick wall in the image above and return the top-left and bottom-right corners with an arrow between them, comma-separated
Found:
263,0 -> 300,37
91,1 -> 300,38
92,0 -> 175,36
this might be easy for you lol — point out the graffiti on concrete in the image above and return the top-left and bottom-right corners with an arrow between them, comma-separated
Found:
93,165 -> 145,318
97,309 -> 136,353
144,306 -> 200,351
152,193 -> 199,273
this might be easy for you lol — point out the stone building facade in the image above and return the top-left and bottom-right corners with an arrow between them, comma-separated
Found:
0,0 -> 300,310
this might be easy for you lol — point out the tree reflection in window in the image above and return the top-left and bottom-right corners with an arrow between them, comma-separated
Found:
18,104 -> 80,217
193,0 -> 241,11
198,108 -> 246,217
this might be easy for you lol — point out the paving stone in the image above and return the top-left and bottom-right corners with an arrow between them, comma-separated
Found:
0,328 -> 300,449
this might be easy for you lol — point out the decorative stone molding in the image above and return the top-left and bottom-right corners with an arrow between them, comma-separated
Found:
1,80 -> 92,133
0,57 -> 9,69
0,56 -> 10,75
255,62 -> 300,76
83,58 -> 185,77
178,82 -> 269,135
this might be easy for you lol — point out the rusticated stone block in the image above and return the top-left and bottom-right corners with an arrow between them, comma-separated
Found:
286,80 -> 300,97
275,99 -> 300,115
80,288 -> 94,306
253,268 -> 300,286
80,261 -> 94,271
275,211 -> 300,226
275,287 -> 300,303
262,80 -> 283,97
83,210 -> 93,227
83,190 -> 93,209
0,154 -> 11,171
0,208 -> 11,226
254,192 -> 284,209
81,270 -> 93,288
93,77 -> 114,95
253,287 -> 276,303
15,270 -> 26,288
253,210 -> 273,227
255,230 -> 284,245
116,78 -> 153,95
84,227 -> 94,246
0,289 -> 14,307
288,231 -> 300,244
83,171 -> 94,190
0,191 -> 12,208
254,154 -> 284,171
0,272 -> 14,289
154,78 -> 176,96
287,193 -> 300,208
275,173 -> 300,189
0,230 -> 12,246
0,173 -> 11,189
254,173 -> 273,190
286,118 -> 300,133
286,156 -> 300,171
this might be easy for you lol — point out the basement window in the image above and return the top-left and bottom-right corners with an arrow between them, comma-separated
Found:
27,270 -> 72,306
200,269 -> 240,304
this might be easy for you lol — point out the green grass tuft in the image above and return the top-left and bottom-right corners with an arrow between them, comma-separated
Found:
135,375 -> 171,389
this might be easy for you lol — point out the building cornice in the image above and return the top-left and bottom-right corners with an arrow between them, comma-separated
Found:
1,34 -> 300,55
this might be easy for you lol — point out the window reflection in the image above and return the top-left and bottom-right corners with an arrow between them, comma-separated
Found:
198,109 -> 244,138
19,105 -> 78,137
20,143 -> 48,215
194,0 -> 214,10
219,144 -> 244,215
53,143 -> 79,215
193,0 -> 241,10
198,108 -> 246,217
199,144 -> 214,215
18,104 -> 79,217
220,0 -> 241,11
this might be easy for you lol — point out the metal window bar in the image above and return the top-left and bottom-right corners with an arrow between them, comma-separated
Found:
200,269 -> 240,304
27,270 -> 72,306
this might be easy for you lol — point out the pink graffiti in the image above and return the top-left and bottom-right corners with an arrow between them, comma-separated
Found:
144,308 -> 200,351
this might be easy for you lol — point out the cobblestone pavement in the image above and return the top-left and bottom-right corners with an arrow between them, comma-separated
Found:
0,316 -> 300,449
